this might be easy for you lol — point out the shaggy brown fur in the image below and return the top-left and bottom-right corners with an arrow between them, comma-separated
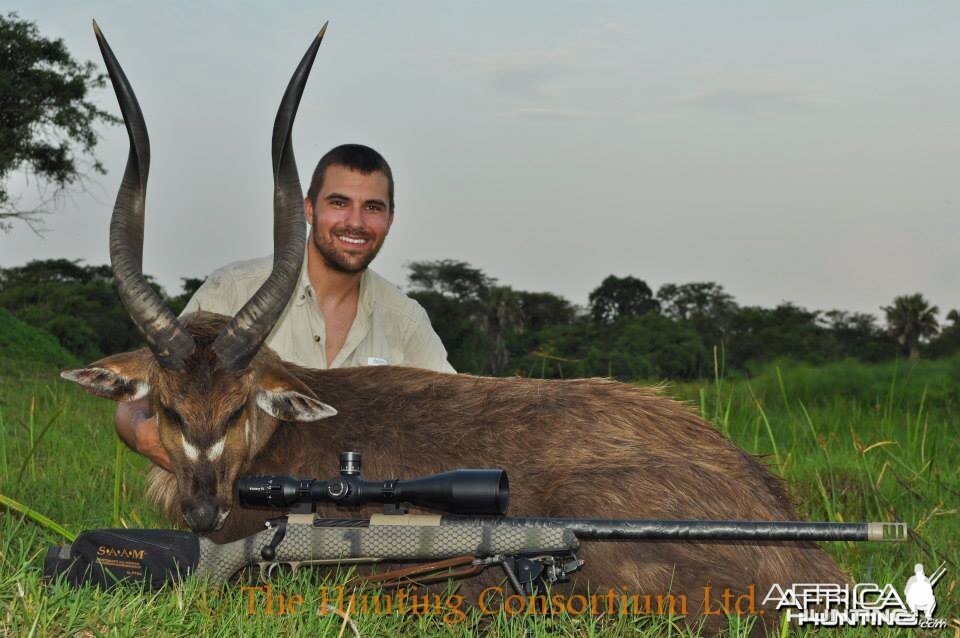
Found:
130,312 -> 846,633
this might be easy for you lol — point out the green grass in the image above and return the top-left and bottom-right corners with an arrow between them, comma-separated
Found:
1,353 -> 957,636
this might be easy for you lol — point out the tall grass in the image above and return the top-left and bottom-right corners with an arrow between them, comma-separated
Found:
670,358 -> 958,592
1,356 -> 957,635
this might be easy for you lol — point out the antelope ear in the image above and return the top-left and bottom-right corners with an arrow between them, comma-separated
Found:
256,365 -> 337,422
61,351 -> 152,401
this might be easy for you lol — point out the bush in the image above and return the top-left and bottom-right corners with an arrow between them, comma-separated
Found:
0,309 -> 79,370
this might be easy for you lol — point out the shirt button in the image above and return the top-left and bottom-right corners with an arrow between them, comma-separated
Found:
314,335 -> 321,343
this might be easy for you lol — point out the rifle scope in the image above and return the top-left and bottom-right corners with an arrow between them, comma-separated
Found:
238,452 -> 510,515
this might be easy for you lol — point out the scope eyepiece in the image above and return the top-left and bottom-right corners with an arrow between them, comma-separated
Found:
237,475 -> 310,509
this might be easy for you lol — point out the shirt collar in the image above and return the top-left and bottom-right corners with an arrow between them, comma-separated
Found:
293,247 -> 313,307
294,245 -> 374,317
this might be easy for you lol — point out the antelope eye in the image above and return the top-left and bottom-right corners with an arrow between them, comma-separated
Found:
160,405 -> 183,426
227,405 -> 245,424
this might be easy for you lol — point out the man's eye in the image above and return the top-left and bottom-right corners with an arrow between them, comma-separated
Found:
330,199 -> 347,207
365,204 -> 384,212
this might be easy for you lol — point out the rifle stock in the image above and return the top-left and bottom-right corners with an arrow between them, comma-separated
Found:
194,517 -> 578,582
44,514 -> 908,590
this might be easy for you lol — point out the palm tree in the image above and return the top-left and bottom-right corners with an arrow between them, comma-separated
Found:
484,285 -> 525,375
881,294 -> 939,360
947,309 -> 959,328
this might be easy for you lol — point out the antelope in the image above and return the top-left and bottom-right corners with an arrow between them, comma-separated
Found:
62,23 -> 846,631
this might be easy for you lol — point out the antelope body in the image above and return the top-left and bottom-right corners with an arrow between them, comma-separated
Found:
63,23 -> 846,632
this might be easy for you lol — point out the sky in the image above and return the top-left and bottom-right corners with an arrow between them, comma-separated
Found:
2,1 -> 958,319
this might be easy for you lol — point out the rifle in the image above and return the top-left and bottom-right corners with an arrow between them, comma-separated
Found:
44,452 -> 909,594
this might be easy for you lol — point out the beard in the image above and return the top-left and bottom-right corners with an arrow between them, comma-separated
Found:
311,225 -> 385,274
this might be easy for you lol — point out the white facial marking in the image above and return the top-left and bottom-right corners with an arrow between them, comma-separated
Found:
181,433 -> 200,462
130,381 -> 150,401
207,437 -> 225,461
244,419 -> 252,443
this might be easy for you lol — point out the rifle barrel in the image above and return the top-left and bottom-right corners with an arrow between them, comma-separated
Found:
442,517 -> 909,542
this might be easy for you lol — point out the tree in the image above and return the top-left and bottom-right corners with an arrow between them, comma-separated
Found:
588,275 -> 659,325
927,308 -> 960,357
0,259 -> 201,360
658,282 -> 736,323
406,288 -> 491,373
168,277 -> 206,316
516,291 -> 576,332
657,281 -> 738,370
821,309 -> 895,361
0,13 -> 119,231
485,285 -> 525,375
406,260 -> 493,306
0,259 -> 155,359
725,303 -> 832,372
881,294 -> 939,360
407,260 -> 568,375
511,314 -> 705,381
407,260 -> 498,374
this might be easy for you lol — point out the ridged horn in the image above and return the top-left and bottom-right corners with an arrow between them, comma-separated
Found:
93,21 -> 195,370
213,25 -> 326,371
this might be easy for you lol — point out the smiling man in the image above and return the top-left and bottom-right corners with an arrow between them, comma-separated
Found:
115,144 -> 454,469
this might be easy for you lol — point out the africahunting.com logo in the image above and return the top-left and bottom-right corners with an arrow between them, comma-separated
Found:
764,562 -> 948,629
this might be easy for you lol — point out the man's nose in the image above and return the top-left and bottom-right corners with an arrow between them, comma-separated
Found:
344,202 -> 364,227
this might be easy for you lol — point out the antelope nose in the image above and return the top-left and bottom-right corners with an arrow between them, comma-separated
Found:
184,502 -> 218,532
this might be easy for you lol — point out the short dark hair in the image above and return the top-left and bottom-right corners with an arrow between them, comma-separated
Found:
306,144 -> 394,211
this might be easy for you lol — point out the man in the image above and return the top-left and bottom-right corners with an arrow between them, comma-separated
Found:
115,144 -> 454,469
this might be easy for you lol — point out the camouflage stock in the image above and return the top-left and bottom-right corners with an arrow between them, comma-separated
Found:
194,516 -> 580,582
44,516 -> 906,589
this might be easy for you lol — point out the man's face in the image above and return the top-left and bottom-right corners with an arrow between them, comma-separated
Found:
306,164 -> 394,274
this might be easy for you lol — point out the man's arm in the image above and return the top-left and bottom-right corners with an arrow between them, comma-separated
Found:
402,305 -> 457,373
115,398 -> 170,470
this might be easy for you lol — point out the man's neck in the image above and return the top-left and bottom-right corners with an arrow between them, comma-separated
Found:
306,245 -> 363,306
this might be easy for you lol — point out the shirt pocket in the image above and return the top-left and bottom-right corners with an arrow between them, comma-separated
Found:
365,313 -> 406,366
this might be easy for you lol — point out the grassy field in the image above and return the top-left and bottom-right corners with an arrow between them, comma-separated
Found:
1,319 -> 957,636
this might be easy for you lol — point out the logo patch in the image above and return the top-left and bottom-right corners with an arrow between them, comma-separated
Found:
763,561 -> 947,629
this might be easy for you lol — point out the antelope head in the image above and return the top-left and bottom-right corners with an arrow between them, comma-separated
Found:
60,23 -> 335,532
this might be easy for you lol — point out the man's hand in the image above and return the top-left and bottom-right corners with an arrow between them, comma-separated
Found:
115,399 -> 171,471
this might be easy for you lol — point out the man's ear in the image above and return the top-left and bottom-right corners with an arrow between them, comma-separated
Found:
60,350 -> 152,402
256,364 -> 337,423
303,195 -> 315,227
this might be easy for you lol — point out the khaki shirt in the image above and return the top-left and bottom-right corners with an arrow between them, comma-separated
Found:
181,254 -> 455,373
